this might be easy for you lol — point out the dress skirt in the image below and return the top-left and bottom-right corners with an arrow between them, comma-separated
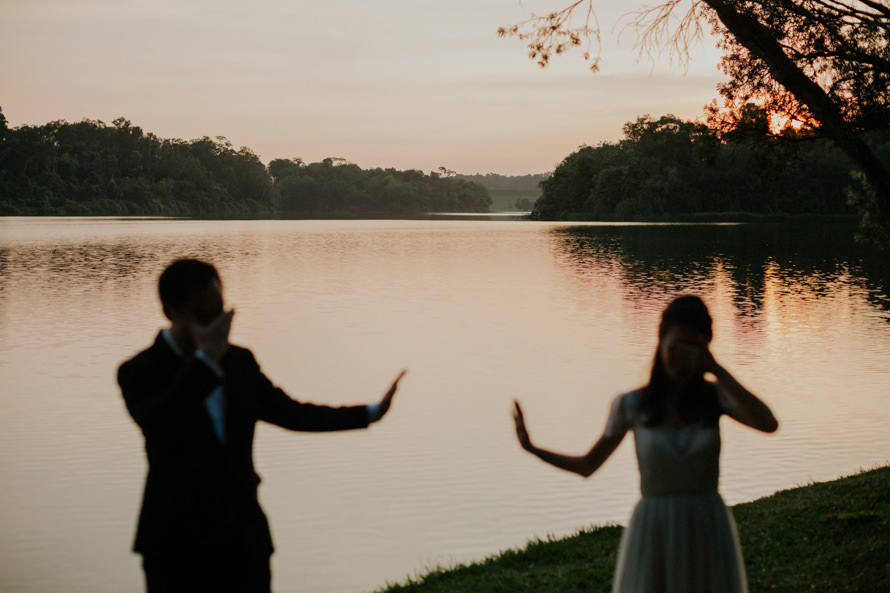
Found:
611,492 -> 747,593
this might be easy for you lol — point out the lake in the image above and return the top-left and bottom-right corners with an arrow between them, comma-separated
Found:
1,217 -> 889,593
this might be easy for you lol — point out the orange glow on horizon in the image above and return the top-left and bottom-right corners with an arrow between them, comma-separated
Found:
770,115 -> 806,134
715,95 -> 814,136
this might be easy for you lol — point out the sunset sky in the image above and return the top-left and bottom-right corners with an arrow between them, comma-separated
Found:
1,0 -> 727,175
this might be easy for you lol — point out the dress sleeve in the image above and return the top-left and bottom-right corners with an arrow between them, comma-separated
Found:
603,391 -> 633,438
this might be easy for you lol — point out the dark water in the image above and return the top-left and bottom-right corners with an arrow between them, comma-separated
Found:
1,218 -> 888,593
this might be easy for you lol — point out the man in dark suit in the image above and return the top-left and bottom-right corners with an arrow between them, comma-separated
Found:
118,258 -> 405,593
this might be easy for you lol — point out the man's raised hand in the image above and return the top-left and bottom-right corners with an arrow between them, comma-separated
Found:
191,309 -> 234,362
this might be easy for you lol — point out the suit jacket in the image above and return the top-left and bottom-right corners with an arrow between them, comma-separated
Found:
118,332 -> 370,555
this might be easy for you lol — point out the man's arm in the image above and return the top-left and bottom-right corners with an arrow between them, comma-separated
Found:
251,358 -> 406,431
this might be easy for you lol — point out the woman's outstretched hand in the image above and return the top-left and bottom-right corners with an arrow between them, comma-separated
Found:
512,399 -> 621,477
513,400 -> 533,451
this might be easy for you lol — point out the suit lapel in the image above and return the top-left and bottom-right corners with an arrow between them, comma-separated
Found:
153,331 -> 229,449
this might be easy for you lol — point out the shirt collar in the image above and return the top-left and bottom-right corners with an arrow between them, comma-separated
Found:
161,328 -> 184,358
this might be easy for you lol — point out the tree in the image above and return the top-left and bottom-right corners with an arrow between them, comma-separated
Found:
711,1 -> 890,133
0,115 -> 278,217
516,197 -> 535,210
530,110 -> 871,221
267,157 -> 304,183
267,158 -> 491,217
722,101 -> 771,141
501,1 -> 890,243
0,107 -> 8,143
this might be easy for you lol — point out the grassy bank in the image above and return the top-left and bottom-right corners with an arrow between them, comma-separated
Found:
375,465 -> 889,593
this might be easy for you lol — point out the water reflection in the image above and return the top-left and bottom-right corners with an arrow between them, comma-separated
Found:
547,223 -> 890,352
549,223 -> 890,317
1,219 -> 888,593
544,222 -> 890,508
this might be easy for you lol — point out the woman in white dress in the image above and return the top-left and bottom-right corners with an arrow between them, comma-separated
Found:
513,295 -> 778,593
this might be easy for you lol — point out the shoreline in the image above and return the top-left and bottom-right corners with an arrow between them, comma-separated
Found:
373,464 -> 890,593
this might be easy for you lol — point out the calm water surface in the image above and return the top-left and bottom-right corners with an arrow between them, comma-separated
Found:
1,218 -> 889,593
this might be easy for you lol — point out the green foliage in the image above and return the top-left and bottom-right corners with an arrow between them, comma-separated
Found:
374,465 -> 890,593
0,109 -> 491,218
269,159 -> 492,218
0,110 -> 277,217
733,466 -> 890,592
379,526 -> 623,593
532,113 -> 890,222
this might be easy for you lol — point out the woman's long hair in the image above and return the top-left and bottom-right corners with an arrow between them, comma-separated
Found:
641,295 -> 721,427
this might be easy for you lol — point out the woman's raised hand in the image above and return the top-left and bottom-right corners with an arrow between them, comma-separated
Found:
698,346 -> 719,375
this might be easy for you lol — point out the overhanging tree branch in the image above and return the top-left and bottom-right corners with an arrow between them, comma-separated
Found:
705,0 -> 890,229
500,0 -> 890,242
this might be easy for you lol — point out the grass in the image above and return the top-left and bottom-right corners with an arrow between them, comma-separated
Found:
374,465 -> 890,593
552,212 -> 860,223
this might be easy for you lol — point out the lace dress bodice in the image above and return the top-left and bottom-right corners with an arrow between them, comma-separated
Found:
634,423 -> 720,497
605,388 -> 724,496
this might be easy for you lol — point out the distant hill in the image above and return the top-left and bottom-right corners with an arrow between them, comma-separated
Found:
455,173 -> 548,211
454,173 -> 548,192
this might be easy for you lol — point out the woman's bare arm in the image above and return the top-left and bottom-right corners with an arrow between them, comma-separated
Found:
706,357 -> 779,433
513,400 -> 625,477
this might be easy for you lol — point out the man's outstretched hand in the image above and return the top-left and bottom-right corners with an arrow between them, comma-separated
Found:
374,369 -> 407,420
513,400 -> 534,452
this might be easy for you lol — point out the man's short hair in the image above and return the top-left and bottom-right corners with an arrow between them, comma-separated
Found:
158,259 -> 221,310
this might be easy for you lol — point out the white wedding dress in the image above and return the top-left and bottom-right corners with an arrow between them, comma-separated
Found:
605,389 -> 748,593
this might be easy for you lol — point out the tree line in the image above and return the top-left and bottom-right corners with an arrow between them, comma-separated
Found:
532,111 -> 890,221
0,111 -> 277,217
0,110 -> 491,218
269,158 -> 491,217
5,104 -> 889,223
